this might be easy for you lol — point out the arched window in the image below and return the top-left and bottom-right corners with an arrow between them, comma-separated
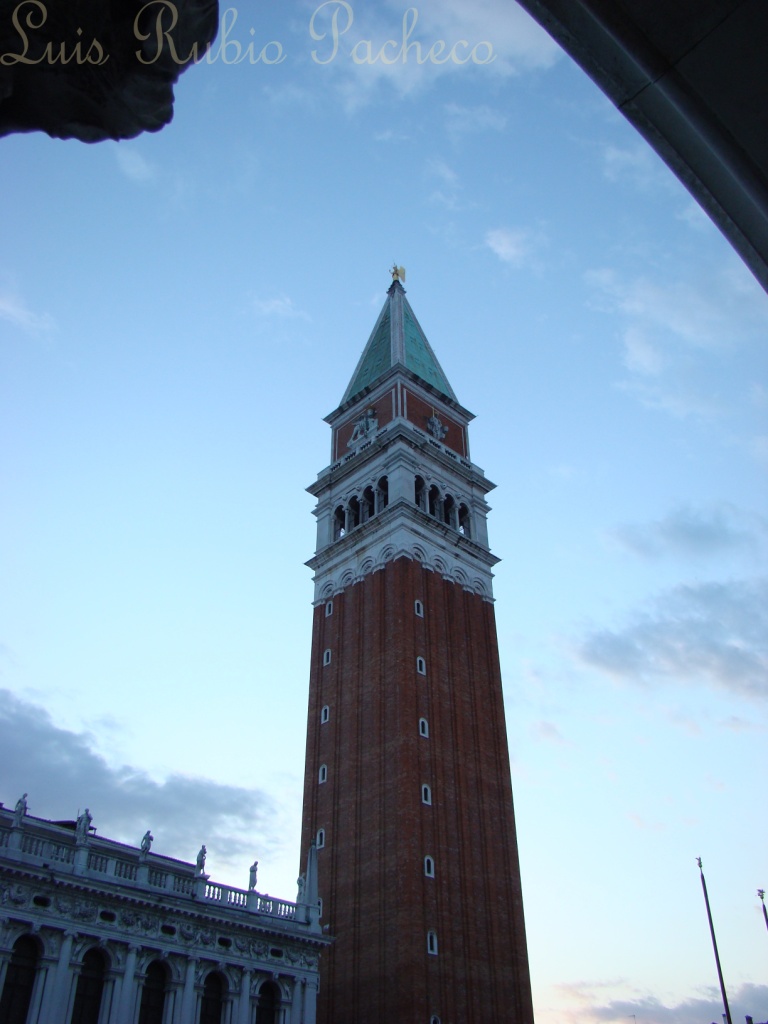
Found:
361,486 -> 375,522
414,599 -> 424,617
320,705 -> 330,724
419,718 -> 429,738
255,980 -> 281,1024
318,764 -> 327,784
430,1016 -> 442,1024
325,600 -> 333,616
347,495 -> 360,530
70,947 -> 107,1024
428,484 -> 441,518
458,503 -> 472,538
427,930 -> 438,955
316,828 -> 325,848
376,476 -> 389,511
0,934 -> 40,1024
333,506 -> 346,540
199,972 -> 225,1024
424,855 -> 435,878
323,648 -> 331,666
138,960 -> 167,1024
414,475 -> 426,510
421,784 -> 432,805
416,657 -> 426,675
443,493 -> 457,528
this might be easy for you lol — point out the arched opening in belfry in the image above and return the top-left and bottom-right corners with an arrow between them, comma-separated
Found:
362,486 -> 375,522
428,485 -> 441,519
414,475 -> 426,510
333,505 -> 346,540
376,476 -> 389,511
348,495 -> 360,530
458,503 -> 472,538
442,494 -> 457,529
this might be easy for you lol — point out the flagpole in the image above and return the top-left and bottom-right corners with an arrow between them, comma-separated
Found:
759,889 -> 768,934
697,858 -> 732,1024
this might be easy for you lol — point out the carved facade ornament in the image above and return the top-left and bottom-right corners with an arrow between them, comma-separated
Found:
426,414 -> 447,441
72,902 -> 98,923
2,883 -> 29,906
347,408 -> 378,448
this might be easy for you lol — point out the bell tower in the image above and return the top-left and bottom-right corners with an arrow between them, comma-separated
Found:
300,270 -> 534,1024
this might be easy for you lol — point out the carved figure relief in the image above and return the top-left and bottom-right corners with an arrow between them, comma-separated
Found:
347,408 -> 378,448
426,414 -> 447,441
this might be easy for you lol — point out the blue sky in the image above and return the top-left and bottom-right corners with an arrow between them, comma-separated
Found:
1,2 -> 766,1022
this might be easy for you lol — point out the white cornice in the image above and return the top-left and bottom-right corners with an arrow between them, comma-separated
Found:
307,500 -> 498,603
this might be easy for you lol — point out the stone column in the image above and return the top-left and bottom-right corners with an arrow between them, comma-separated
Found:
26,949 -> 52,1024
116,944 -> 138,1024
237,968 -> 252,1024
178,957 -> 198,1024
302,975 -> 319,1024
0,950 -> 10,996
39,931 -> 75,1024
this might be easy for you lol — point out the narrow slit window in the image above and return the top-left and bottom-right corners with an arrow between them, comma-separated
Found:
419,718 -> 429,738
414,599 -> 424,617
320,705 -> 330,724
318,764 -> 327,784
431,1017 -> 442,1024
325,600 -> 333,616
316,829 -> 325,849
421,784 -> 432,805
323,648 -> 332,666
427,930 -> 438,955
416,657 -> 426,675
424,856 -> 435,878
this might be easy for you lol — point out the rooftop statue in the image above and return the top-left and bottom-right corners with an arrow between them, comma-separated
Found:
75,807 -> 93,840
12,793 -> 27,827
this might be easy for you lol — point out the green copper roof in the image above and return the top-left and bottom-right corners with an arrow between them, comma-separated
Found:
349,306 -> 392,394
342,281 -> 456,403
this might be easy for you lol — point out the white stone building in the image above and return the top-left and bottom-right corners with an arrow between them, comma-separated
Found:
0,796 -> 328,1024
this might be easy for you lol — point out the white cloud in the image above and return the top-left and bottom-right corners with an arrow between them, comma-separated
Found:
609,503 -> 766,560
304,0 -> 560,109
577,983 -> 768,1024
615,377 -> 722,419
533,720 -> 570,745
622,326 -> 664,376
586,268 -> 735,350
252,294 -> 310,320
485,227 -> 535,266
444,102 -> 506,135
0,288 -> 55,335
601,142 -> 668,191
425,158 -> 462,209
577,578 -> 768,700
751,435 -> 768,469
413,0 -> 561,74
0,690 -> 284,883
114,146 -> 157,184
585,259 -> 768,420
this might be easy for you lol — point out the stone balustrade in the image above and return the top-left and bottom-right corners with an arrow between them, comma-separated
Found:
0,825 -> 299,922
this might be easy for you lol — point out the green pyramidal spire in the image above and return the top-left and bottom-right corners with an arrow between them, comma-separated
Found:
342,278 -> 457,403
